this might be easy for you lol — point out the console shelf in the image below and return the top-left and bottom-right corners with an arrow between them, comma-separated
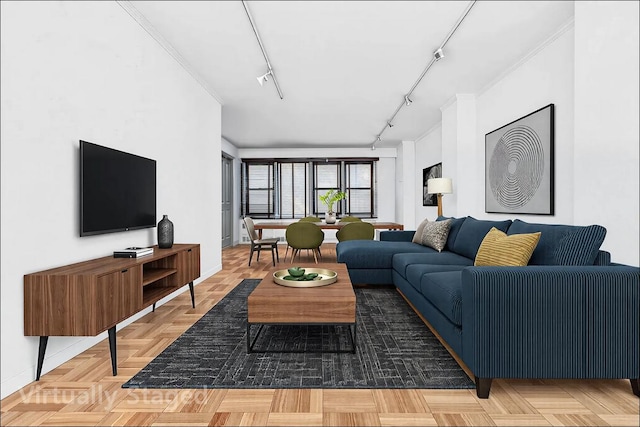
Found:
24,243 -> 200,381
142,267 -> 178,286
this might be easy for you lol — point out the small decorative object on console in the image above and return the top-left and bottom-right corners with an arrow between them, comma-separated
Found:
113,247 -> 154,258
157,215 -> 174,248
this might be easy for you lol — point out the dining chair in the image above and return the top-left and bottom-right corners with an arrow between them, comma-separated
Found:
299,216 -> 322,222
285,216 -> 323,260
336,221 -> 375,242
338,216 -> 362,223
243,217 -> 280,267
285,222 -> 325,263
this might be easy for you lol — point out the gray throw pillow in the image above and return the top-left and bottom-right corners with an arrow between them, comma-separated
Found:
412,218 -> 430,244
420,219 -> 452,252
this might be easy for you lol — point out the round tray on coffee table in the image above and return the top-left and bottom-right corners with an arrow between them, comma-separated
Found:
272,268 -> 338,288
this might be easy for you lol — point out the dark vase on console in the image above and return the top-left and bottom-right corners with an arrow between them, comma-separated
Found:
157,215 -> 174,248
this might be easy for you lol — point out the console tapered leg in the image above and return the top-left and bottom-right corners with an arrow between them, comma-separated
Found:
475,377 -> 492,398
35,336 -> 49,381
189,282 -> 195,308
108,326 -> 117,376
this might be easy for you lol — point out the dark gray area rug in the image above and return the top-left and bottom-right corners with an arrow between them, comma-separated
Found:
122,279 -> 474,389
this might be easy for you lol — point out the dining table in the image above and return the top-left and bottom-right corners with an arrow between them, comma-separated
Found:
253,220 -> 404,239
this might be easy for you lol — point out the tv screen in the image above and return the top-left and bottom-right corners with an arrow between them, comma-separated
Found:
80,140 -> 156,236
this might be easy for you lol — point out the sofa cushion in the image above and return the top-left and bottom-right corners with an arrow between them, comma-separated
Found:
437,216 -> 466,251
450,217 -> 512,260
418,219 -> 451,251
475,227 -> 541,266
507,220 -> 606,265
392,252 -> 473,279
405,264 -> 467,292
336,240 -> 435,270
412,218 -> 430,243
419,271 -> 464,326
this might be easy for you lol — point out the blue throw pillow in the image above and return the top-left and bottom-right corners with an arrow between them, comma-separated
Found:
507,219 -> 606,266
437,216 -> 466,251
450,217 -> 512,260
553,225 -> 606,265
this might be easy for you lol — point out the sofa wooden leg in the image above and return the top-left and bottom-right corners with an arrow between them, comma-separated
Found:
631,378 -> 639,397
475,377 -> 492,399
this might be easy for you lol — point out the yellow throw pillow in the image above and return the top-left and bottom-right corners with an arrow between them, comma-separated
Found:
474,227 -> 541,266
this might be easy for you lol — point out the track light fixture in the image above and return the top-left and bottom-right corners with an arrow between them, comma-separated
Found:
368,1 -> 476,147
242,1 -> 284,99
257,70 -> 272,86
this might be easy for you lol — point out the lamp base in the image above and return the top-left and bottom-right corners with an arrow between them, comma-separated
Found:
437,194 -> 443,217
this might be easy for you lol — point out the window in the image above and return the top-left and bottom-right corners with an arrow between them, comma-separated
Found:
345,161 -> 375,216
241,158 -> 377,219
312,162 -> 341,215
241,162 -> 274,218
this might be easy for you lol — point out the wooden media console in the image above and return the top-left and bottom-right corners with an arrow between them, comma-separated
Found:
24,243 -> 200,380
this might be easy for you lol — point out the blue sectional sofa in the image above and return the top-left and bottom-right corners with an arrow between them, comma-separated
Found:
336,216 -> 640,398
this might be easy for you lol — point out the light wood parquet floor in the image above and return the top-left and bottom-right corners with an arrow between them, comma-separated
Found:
2,244 -> 638,426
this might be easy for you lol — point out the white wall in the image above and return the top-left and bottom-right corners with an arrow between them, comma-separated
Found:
0,1 -> 222,398
410,7 -> 639,265
573,1 -> 639,265
415,125 -> 442,223
474,25 -> 575,224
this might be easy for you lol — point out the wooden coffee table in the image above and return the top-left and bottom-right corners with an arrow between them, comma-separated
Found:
247,263 -> 356,353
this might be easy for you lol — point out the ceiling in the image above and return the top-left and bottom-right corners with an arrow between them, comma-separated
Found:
128,1 -> 574,149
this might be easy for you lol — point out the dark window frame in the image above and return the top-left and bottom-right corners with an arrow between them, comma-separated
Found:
241,158 -> 378,219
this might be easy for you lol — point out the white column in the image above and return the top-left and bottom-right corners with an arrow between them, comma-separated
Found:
398,140 -> 416,228
441,94 -> 476,217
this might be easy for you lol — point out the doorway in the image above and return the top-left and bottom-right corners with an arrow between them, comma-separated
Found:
221,154 -> 233,248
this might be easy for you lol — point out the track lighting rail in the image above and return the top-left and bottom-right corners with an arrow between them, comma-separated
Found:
371,0 -> 476,149
242,1 -> 284,99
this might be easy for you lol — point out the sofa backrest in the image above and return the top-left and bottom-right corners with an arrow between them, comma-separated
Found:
507,219 -> 607,265
594,250 -> 611,266
436,216 -> 466,251
449,217 -> 512,260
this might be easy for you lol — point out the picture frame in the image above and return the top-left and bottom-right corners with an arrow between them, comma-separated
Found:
485,104 -> 554,215
422,162 -> 442,207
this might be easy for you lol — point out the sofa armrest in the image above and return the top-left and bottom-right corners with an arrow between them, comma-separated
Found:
461,265 -> 639,380
380,230 -> 415,242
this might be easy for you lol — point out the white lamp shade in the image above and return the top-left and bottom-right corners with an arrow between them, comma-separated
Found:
427,178 -> 453,195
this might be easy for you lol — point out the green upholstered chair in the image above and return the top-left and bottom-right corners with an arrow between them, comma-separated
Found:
285,216 -> 323,259
285,222 -> 325,263
336,221 -> 375,242
299,216 -> 322,222
338,216 -> 362,223
243,217 -> 280,267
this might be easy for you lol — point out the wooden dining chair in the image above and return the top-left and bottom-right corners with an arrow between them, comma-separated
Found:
243,217 -> 279,266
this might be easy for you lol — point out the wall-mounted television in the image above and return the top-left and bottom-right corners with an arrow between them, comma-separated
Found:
80,140 -> 156,236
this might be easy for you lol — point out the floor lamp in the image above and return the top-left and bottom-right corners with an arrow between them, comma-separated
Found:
427,178 -> 453,217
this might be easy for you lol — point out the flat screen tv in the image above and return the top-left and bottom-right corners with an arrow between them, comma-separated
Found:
80,140 -> 156,236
